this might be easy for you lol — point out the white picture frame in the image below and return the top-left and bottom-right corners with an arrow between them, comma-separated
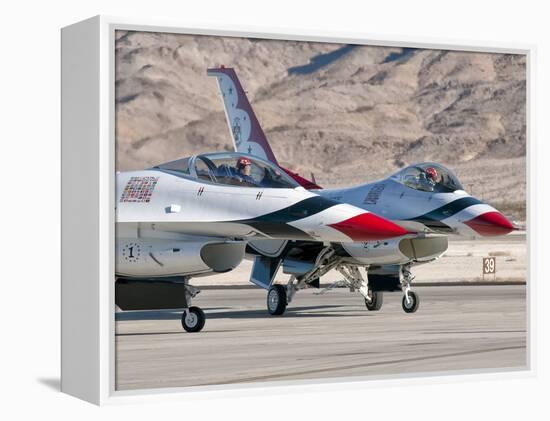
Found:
61,15 -> 535,405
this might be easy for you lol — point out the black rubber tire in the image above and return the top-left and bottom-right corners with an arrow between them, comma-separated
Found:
365,290 -> 383,311
181,306 -> 206,332
402,291 -> 420,313
267,284 -> 287,316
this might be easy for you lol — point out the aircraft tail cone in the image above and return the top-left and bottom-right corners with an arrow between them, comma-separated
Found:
329,213 -> 409,241
464,211 -> 515,236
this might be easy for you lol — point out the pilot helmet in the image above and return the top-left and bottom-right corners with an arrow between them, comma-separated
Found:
237,157 -> 252,169
425,167 -> 438,181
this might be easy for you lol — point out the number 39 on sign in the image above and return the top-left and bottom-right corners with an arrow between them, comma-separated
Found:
482,257 -> 496,280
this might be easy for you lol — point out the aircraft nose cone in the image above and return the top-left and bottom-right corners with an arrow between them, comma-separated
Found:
328,212 -> 410,241
464,211 -> 515,236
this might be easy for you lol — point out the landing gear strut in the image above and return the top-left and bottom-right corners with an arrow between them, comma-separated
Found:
334,264 -> 385,311
265,247 -> 341,316
180,278 -> 206,332
400,264 -> 419,313
330,263 -> 420,314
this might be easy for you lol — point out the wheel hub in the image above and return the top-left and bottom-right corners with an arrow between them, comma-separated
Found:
185,312 -> 198,327
268,290 -> 279,311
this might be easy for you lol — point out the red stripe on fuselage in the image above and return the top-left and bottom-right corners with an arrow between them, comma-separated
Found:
329,213 -> 410,241
464,211 -> 515,236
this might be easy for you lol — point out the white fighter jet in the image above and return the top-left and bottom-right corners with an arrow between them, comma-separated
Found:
115,152 -> 409,331
207,66 -> 516,316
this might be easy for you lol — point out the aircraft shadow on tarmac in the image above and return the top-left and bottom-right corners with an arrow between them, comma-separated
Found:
115,304 -> 368,322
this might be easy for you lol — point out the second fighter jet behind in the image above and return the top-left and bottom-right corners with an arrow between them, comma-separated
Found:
207,65 -> 516,316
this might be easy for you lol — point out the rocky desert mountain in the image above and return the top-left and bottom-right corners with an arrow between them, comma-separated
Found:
115,31 -> 527,221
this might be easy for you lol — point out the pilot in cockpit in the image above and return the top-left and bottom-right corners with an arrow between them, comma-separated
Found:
417,166 -> 438,191
234,157 -> 256,185
425,167 -> 438,184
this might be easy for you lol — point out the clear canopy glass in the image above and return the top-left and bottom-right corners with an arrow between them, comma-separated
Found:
154,156 -> 191,174
154,152 -> 300,189
393,162 -> 464,193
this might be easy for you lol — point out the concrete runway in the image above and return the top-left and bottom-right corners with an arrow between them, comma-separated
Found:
115,285 -> 527,391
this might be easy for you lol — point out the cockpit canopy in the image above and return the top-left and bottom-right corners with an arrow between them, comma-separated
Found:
393,162 -> 464,193
153,152 -> 300,189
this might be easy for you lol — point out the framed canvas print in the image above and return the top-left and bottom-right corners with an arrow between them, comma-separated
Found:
61,16 -> 533,405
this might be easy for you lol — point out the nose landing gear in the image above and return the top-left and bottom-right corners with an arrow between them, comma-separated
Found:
182,306 -> 206,332
180,278 -> 206,332
400,264 -> 419,313
402,291 -> 419,313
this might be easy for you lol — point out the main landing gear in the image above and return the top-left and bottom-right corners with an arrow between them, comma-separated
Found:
263,252 -> 421,316
335,265 -> 385,312
364,290 -> 383,311
266,247 -> 340,316
335,263 -> 419,314
267,284 -> 287,315
180,278 -> 206,332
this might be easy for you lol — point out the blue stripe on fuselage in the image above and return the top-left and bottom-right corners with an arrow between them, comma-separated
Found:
230,196 -> 337,240
409,196 -> 482,223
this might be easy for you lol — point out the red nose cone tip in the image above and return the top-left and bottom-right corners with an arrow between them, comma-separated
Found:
328,213 -> 409,241
464,211 -> 515,236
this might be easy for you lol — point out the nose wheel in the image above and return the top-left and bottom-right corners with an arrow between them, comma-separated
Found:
180,278 -> 205,332
267,284 -> 287,315
181,306 -> 206,332
402,291 -> 419,313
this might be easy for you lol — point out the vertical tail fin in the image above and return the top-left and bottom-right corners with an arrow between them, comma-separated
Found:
207,66 -> 278,164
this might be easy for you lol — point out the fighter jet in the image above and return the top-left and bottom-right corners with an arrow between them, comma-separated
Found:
115,151 -> 409,331
207,66 -> 516,316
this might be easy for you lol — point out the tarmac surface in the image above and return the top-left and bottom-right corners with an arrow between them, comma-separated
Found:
115,285 -> 527,391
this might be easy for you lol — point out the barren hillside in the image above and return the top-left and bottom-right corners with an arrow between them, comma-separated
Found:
115,31 -> 527,221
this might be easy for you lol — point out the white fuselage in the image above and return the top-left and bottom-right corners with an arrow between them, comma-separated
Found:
318,177 -> 500,238
115,168 -> 407,277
